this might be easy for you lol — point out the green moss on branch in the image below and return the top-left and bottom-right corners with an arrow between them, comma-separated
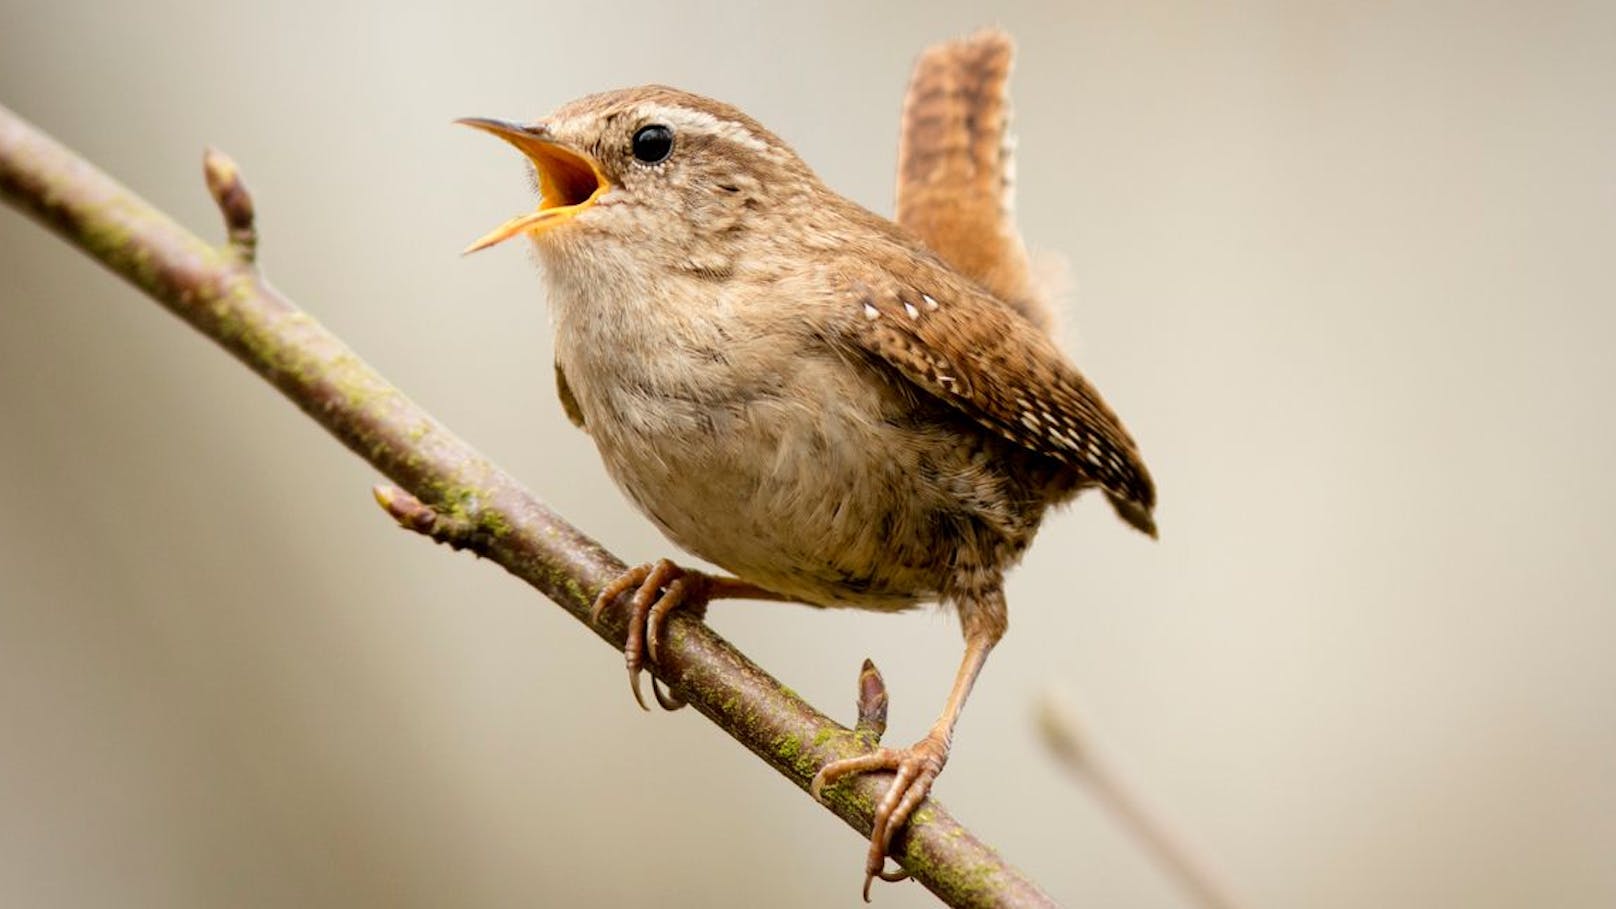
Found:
0,102 -> 1055,909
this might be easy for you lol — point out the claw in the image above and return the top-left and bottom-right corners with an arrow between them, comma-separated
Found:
813,734 -> 949,896
879,867 -> 911,883
861,865 -> 913,901
647,576 -> 692,666
590,559 -> 712,712
651,676 -> 686,710
627,664 -> 650,712
863,864 -> 911,901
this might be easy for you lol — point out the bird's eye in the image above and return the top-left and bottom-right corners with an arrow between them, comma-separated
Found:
631,124 -> 674,164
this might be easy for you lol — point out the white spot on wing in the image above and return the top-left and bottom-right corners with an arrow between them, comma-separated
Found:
922,293 -> 940,311
863,303 -> 880,321
903,301 -> 920,319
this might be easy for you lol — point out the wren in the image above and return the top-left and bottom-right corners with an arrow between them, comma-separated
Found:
460,28 -> 1156,896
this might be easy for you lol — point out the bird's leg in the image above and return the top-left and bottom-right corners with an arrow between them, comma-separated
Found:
591,559 -> 789,711
811,588 -> 1006,899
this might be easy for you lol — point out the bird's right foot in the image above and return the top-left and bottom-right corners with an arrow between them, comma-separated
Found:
811,733 -> 949,899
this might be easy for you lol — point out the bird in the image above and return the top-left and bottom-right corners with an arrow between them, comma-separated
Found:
459,28 -> 1155,897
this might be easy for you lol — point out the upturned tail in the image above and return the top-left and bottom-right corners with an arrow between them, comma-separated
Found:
896,28 -> 1054,333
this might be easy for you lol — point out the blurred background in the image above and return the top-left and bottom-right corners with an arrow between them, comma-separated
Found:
3,1 -> 1613,906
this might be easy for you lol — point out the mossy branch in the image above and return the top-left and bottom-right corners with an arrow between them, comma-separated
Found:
0,103 -> 1057,909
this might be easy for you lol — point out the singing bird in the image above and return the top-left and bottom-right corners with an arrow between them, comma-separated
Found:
460,29 -> 1155,895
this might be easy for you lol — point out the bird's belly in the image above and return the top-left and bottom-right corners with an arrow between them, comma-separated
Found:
577,361 -> 953,610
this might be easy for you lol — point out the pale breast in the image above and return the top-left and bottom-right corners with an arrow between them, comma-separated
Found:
545,261 -> 1048,610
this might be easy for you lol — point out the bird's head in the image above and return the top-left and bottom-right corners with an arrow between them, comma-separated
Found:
460,86 -> 819,274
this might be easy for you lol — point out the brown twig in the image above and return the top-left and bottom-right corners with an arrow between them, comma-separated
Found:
1038,687 -> 1246,909
855,658 -> 891,745
0,103 -> 1056,909
202,147 -> 256,262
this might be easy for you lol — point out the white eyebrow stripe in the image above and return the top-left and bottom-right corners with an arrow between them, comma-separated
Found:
640,105 -> 769,153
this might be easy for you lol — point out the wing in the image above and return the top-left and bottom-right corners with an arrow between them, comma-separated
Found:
896,29 -> 1052,332
836,255 -> 1156,535
555,361 -> 586,430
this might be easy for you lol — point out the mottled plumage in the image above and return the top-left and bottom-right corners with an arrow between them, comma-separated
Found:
834,240 -> 1156,536
460,29 -> 1155,894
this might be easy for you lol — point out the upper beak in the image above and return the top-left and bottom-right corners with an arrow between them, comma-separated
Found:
456,117 -> 610,254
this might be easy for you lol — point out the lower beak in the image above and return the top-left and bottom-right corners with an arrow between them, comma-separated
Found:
457,117 -> 610,254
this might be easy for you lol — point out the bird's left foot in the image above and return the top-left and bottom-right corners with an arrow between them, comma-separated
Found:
590,559 -> 715,711
811,733 -> 951,899
593,560 -> 789,711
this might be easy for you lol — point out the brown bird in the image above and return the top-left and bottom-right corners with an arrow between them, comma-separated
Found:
460,28 -> 1155,896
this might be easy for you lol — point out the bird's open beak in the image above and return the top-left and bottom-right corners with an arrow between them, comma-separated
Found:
456,117 -> 610,254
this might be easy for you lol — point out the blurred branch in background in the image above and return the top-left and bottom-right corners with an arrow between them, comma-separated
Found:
0,102 -> 1055,909
1038,686 -> 1248,909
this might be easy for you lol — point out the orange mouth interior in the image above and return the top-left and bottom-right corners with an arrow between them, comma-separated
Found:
457,118 -> 610,254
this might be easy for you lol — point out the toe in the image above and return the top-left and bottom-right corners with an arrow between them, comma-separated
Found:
591,563 -> 649,625
867,760 -> 923,875
811,749 -> 900,802
877,764 -> 938,861
646,576 -> 691,666
815,738 -> 948,897
597,560 -> 710,713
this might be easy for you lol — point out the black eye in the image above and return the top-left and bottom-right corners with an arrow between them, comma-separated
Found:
632,124 -> 674,164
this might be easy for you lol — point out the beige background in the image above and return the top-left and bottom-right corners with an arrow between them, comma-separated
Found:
3,2 -> 1613,907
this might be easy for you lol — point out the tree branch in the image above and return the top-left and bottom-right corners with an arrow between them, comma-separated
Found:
0,103 -> 1056,908
1039,688 -> 1246,909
